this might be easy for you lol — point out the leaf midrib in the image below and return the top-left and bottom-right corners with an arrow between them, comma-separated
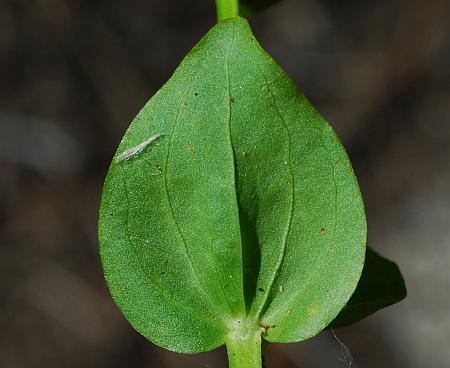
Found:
224,22 -> 248,320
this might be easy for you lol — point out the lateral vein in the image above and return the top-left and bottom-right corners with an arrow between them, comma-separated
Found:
163,93 -> 232,324
252,68 -> 296,321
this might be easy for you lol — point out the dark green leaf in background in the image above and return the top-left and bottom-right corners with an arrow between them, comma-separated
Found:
239,0 -> 283,17
330,246 -> 407,328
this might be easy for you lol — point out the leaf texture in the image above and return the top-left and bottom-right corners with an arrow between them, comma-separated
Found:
99,17 -> 367,353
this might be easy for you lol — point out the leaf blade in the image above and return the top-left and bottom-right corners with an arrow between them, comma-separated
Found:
99,17 -> 367,352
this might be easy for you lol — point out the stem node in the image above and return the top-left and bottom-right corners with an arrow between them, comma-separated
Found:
225,319 -> 264,368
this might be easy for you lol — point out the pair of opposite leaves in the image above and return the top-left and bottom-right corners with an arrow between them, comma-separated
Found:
99,18 -> 405,354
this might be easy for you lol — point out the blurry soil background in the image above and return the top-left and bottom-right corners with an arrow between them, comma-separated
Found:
1,0 -> 449,367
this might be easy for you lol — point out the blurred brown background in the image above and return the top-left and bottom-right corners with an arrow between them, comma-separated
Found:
1,0 -> 449,367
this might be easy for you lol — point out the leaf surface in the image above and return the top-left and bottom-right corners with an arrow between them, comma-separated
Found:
329,247 -> 407,328
99,17 -> 366,353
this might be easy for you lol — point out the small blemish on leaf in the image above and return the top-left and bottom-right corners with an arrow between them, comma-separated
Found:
320,227 -> 325,234
261,324 -> 276,336
154,164 -> 163,175
194,92 -> 198,96
258,287 -> 265,292
116,134 -> 166,162
230,97 -> 235,103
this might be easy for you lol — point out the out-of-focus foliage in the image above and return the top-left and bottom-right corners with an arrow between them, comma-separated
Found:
240,0 -> 282,17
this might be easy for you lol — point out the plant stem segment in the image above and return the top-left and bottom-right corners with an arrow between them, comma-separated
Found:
215,0 -> 239,22
225,327 -> 263,368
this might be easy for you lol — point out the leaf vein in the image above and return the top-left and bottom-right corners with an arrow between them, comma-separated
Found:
121,177 -> 221,325
163,98 -> 232,323
262,133 -> 341,324
252,68 -> 295,321
224,21 -> 246,315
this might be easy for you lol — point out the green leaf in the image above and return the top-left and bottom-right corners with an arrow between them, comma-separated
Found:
239,0 -> 283,17
98,17 -> 366,357
329,247 -> 407,329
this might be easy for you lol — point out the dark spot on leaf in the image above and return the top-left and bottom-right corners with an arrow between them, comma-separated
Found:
160,272 -> 165,275
194,92 -> 198,96
258,287 -> 265,292
320,227 -> 325,234
242,151 -> 249,157
155,164 -> 162,174
230,97 -> 235,103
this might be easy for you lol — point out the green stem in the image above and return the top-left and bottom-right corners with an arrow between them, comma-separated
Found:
225,328 -> 264,368
215,0 -> 239,22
